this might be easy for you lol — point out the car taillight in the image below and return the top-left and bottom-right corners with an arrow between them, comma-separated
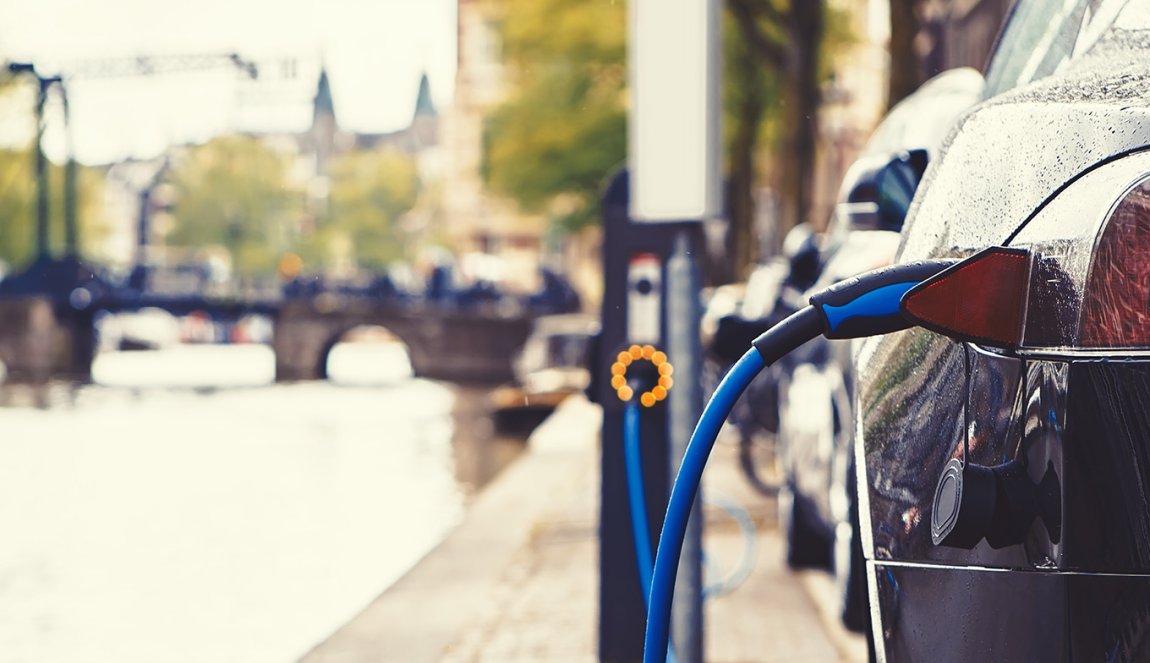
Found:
1079,179 -> 1150,347
899,169 -> 1150,352
900,247 -> 1031,348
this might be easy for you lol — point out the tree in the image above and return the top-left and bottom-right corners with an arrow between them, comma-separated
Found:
722,8 -> 779,282
0,80 -> 108,270
888,0 -> 926,109
484,0 -> 848,282
0,148 -> 36,268
483,0 -> 626,231
726,0 -> 827,278
167,135 -> 302,278
317,149 -> 419,270
0,154 -> 109,270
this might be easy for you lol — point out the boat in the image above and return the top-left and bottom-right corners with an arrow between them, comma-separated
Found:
490,314 -> 599,435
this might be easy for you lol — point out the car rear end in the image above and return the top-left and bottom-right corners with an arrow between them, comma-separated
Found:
854,2 -> 1150,658
862,147 -> 1150,661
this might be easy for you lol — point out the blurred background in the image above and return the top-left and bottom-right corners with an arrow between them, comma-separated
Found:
0,0 -> 1012,306
0,0 -> 1014,661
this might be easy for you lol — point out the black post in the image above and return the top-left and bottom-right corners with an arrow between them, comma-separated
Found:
131,160 -> 169,290
666,230 -> 705,662
596,170 -> 706,662
57,81 -> 79,258
137,186 -> 153,261
34,77 -> 50,260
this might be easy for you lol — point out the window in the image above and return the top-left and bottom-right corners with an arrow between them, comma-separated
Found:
982,0 -> 1129,98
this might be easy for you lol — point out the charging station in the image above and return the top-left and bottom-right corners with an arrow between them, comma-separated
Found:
595,170 -> 708,662
598,2 -> 720,660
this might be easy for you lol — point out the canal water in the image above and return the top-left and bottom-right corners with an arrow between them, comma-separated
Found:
0,342 -> 523,662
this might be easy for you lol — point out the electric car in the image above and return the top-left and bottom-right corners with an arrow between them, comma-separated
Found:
854,1 -> 1150,659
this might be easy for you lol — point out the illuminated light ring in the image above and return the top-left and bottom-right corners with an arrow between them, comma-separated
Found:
610,344 -> 674,407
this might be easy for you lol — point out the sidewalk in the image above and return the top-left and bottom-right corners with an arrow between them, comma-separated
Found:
301,395 -> 867,662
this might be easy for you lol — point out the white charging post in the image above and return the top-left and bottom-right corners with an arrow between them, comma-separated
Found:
629,0 -> 722,223
629,2 -> 721,661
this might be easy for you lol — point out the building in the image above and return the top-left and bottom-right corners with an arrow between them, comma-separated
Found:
921,0 -> 1016,75
809,0 -> 1015,234
301,66 -> 443,188
96,66 -> 443,281
808,0 -> 892,234
441,0 -> 545,292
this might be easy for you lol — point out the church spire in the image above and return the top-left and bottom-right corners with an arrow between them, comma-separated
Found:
413,71 -> 436,120
313,66 -> 337,129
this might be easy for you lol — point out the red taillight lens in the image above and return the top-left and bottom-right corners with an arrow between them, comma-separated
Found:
1080,180 -> 1150,347
901,247 -> 1031,348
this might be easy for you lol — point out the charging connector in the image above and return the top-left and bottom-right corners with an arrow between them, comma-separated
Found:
809,260 -> 955,339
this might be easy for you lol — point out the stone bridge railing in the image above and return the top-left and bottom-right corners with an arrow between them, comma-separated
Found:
272,299 -> 535,383
0,296 -> 536,385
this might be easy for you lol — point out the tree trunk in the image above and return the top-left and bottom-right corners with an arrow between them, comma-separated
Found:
888,0 -> 924,109
725,81 -> 764,283
722,14 -> 769,285
777,0 -> 823,236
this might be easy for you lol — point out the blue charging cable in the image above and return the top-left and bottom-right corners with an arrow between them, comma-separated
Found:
642,340 -> 779,663
624,401 -> 657,598
623,401 -> 678,663
642,259 -> 956,663
625,399 -> 757,663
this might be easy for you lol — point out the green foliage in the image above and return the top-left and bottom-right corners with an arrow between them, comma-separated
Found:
167,135 -> 302,277
319,149 -> 419,270
483,0 -> 626,231
0,71 -> 108,267
459,0 -> 862,272
0,78 -> 33,267
58,164 -> 111,259
0,147 -> 36,267
0,152 -> 110,269
147,135 -> 421,277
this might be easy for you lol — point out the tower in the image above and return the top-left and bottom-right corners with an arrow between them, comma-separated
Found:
413,71 -> 436,120
311,67 -> 338,175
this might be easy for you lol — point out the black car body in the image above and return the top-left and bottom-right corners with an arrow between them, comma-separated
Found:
856,1 -> 1150,659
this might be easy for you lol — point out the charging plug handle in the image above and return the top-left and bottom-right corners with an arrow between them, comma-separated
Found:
810,259 -> 956,339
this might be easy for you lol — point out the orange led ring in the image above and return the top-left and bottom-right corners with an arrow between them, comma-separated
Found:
610,344 -> 675,408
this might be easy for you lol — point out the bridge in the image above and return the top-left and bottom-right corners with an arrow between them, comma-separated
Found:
0,256 -> 565,385
0,58 -> 577,386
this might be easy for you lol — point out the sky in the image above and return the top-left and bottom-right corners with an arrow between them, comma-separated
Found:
0,0 -> 457,164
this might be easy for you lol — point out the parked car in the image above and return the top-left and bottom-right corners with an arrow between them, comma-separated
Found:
704,67 -> 982,637
854,0 -> 1150,659
776,66 -> 984,633
703,221 -> 824,495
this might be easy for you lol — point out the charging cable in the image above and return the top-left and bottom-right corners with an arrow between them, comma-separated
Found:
624,400 -> 757,600
624,401 -> 658,600
643,259 -> 954,663
623,401 -> 679,663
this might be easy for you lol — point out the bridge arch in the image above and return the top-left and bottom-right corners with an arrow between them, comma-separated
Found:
318,324 -> 413,384
272,299 -> 532,383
